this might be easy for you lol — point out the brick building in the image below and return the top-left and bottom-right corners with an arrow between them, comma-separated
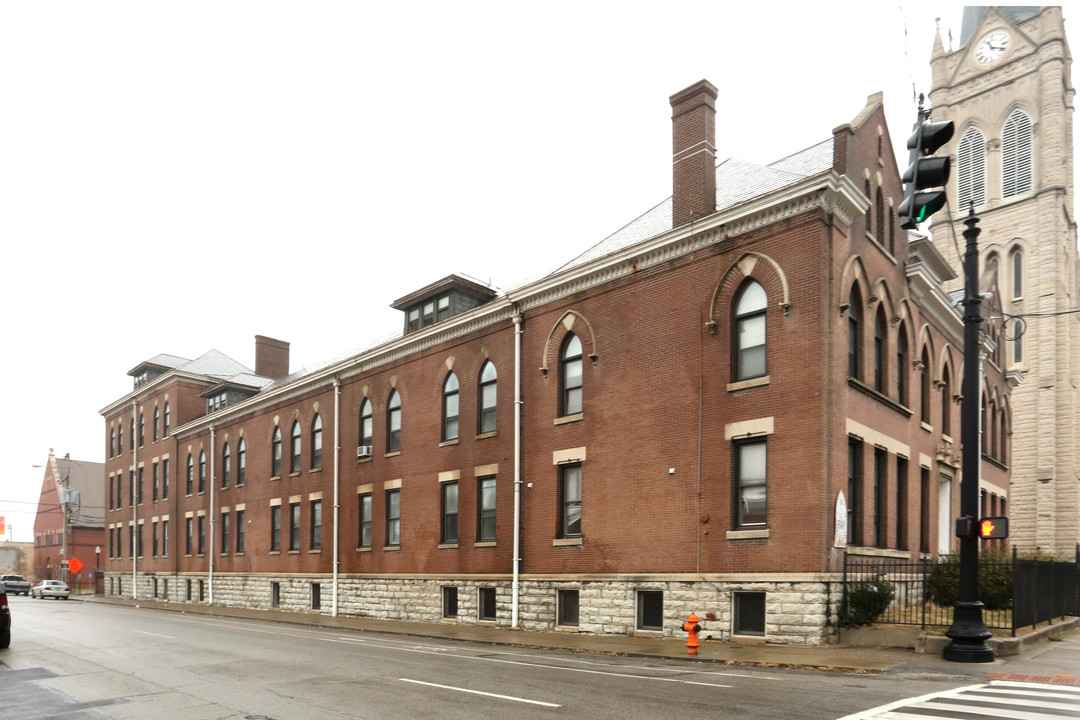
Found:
33,450 -> 105,582
100,80 -> 1011,646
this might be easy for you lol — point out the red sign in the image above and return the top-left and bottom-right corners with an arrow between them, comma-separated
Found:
0,516 -> 5,535
67,557 -> 84,575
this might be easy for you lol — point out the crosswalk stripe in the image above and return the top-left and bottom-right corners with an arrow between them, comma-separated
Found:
918,698 -> 1078,719
838,679 -> 1080,720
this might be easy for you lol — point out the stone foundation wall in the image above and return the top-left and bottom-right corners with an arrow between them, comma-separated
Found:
102,573 -> 842,646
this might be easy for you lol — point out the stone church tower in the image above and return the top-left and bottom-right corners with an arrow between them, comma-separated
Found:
929,6 -> 1080,556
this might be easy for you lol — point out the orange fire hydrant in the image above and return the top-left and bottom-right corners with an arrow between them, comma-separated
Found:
682,612 -> 702,656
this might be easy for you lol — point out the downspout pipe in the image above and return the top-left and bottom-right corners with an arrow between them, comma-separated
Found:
511,311 -> 523,628
333,377 -> 341,616
131,399 -> 138,600
209,425 -> 215,604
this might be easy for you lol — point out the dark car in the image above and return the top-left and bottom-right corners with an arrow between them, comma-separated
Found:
0,584 -> 10,648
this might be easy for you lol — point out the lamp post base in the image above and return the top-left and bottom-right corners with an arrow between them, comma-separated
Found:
943,601 -> 995,663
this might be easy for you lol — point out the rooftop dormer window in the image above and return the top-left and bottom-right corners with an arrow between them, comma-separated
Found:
206,392 -> 228,415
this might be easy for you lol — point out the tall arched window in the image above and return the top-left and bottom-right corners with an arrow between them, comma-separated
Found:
981,393 -> 990,454
186,453 -> 194,494
1011,248 -> 1023,300
864,179 -> 872,235
920,347 -> 931,423
734,280 -> 767,381
478,361 -> 497,434
153,407 -> 160,442
957,126 -> 987,210
237,438 -> 246,485
442,373 -> 459,442
110,429 -> 116,458
873,306 -> 887,392
560,334 -> 583,416
359,399 -> 373,449
222,443 -> 231,488
271,427 -> 282,477
139,413 -> 145,447
897,322 -> 909,405
387,390 -> 402,453
290,421 -> 302,474
311,414 -> 323,469
941,364 -> 952,436
163,402 -> 171,437
118,424 -> 124,454
875,187 -> 885,241
848,286 -> 863,379
1002,108 -> 1033,198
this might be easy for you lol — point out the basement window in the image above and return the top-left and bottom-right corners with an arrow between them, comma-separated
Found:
733,591 -> 766,636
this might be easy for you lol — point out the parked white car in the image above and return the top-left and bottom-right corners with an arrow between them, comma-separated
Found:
31,580 -> 70,600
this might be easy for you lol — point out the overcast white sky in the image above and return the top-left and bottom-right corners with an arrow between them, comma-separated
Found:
0,1 -> 1038,542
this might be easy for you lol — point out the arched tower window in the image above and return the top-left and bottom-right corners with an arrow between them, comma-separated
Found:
560,334 -> 583,416
941,364 -> 952,436
920,347 -> 931,424
733,280 -> 767,381
874,305 -> 887,392
875,187 -> 885,241
1002,109 -> 1033,198
897,322 -> 909,405
957,126 -> 987,210
1010,247 -> 1023,300
848,286 -> 862,379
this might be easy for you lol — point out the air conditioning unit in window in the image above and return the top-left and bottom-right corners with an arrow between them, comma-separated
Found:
357,445 -> 372,458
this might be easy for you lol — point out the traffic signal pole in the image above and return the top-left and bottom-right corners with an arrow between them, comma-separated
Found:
943,207 -> 995,663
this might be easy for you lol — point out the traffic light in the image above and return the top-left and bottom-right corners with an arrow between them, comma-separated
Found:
899,112 -> 955,229
978,516 -> 1009,540
955,515 -> 975,539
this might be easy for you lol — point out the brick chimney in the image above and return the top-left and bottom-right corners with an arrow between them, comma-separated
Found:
255,335 -> 290,379
670,79 -> 718,228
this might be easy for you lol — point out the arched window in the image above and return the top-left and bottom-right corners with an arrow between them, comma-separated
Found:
110,429 -> 116,458
222,443 -> 231,488
271,427 -> 282,477
237,438 -> 246,485
941,364 -> 952,436
442,373 -> 459,442
875,187 -> 885,241
1000,408 -> 1009,464
118,424 -> 124,454
1002,108 -> 1033,198
359,399 -> 373,449
560,334 -> 583,416
311,414 -> 322,470
874,306 -> 887,392
889,208 -> 896,255
734,280 -> 767,381
920,347 -> 931,423
139,414 -> 145,447
198,450 -> 206,493
186,453 -> 194,495
387,390 -> 402,453
864,179 -> 872,235
153,407 -> 160,442
848,286 -> 862,379
478,361 -> 497,434
897,322 -> 909,405
957,126 -> 987,210
290,421 -> 302,474
1011,248 -> 1023,300
981,394 -> 989,454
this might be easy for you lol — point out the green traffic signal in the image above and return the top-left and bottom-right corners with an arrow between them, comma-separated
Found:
899,115 -> 954,229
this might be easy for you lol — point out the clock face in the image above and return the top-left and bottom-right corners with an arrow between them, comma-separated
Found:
975,31 -> 1009,64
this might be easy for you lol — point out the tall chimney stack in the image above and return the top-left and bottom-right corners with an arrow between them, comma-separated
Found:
670,79 -> 718,229
255,335 -> 290,379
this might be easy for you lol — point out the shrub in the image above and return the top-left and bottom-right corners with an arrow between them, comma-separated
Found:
925,550 -> 1012,610
840,575 -> 895,627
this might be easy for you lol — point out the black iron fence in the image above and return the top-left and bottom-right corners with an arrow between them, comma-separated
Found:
842,546 -> 1080,635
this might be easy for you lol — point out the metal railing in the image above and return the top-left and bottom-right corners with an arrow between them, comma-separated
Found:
841,546 -> 1079,635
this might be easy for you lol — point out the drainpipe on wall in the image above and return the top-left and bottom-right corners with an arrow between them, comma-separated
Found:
209,425 -> 216,605
131,399 -> 138,601
333,377 -> 341,616
511,311 -> 523,628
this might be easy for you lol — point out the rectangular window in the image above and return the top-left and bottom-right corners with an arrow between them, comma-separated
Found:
311,583 -> 321,611
478,587 -> 496,621
896,457 -> 908,551
270,505 -> 281,552
152,521 -> 159,557
919,466 -> 931,554
199,579 -> 205,602
289,502 -> 301,552
874,448 -> 887,548
271,581 -> 280,609
236,510 -> 245,554
637,590 -> 663,631
359,494 -> 372,548
137,523 -> 144,556
152,462 -> 159,502
185,517 -> 193,556
557,589 -> 579,628
559,464 -> 582,538
221,511 -> 230,555
162,519 -> 169,557
386,490 -> 400,546
197,516 -> 206,555
733,591 -> 766,636
442,586 -> 458,619
735,439 -> 767,527
847,438 -> 863,545
138,467 -> 144,503
162,458 -> 170,499
441,482 -> 458,544
130,470 -> 136,505
478,477 -> 496,542
186,578 -> 192,601
310,499 -> 322,551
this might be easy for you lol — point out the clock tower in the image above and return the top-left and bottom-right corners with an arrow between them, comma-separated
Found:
929,7 -> 1080,556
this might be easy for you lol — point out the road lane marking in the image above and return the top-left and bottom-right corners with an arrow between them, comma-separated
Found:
400,678 -> 560,707
133,630 -> 174,638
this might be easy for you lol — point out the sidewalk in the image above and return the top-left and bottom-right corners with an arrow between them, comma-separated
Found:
77,594 -> 1080,677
